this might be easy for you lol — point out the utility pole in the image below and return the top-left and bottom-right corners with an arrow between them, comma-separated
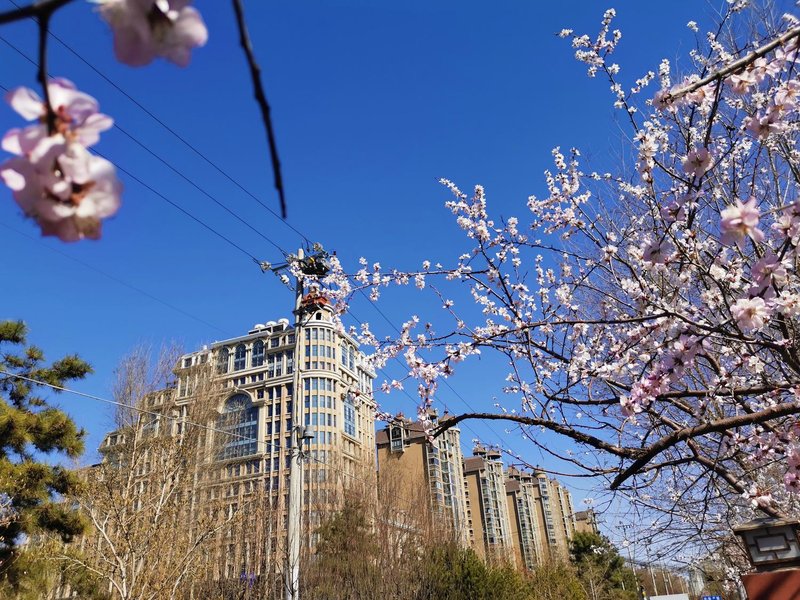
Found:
645,545 -> 659,596
285,424 -> 313,600
273,245 -> 328,600
619,524 -> 644,600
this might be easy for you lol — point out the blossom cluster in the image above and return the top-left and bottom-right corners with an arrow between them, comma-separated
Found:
0,0 -> 207,241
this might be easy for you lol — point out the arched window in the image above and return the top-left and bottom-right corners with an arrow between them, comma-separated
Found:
234,344 -> 247,371
252,340 -> 265,367
217,394 -> 258,459
217,347 -> 229,374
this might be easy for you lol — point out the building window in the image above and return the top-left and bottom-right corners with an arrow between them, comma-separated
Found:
343,393 -> 356,438
217,393 -> 258,460
390,425 -> 404,452
234,344 -> 247,371
252,340 -> 265,367
217,348 -> 229,374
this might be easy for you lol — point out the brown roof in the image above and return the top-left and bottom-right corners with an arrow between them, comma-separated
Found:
375,420 -> 429,447
505,479 -> 521,493
463,456 -> 485,474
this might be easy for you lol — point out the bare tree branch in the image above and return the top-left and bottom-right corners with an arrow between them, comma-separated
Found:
612,400 -> 800,490
432,411 -> 639,459
667,24 -> 800,102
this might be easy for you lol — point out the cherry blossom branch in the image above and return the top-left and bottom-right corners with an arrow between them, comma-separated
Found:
0,0 -> 73,26
431,411 -> 639,459
230,0 -> 287,219
666,24 -> 800,102
611,400 -> 800,490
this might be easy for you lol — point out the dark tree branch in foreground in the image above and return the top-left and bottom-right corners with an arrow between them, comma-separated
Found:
666,24 -> 800,102
0,0 -> 73,26
432,411 -> 639,459
231,0 -> 287,219
36,8 -> 56,133
610,400 -> 800,490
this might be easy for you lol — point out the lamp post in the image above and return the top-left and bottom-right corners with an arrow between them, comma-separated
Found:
285,424 -> 314,600
733,517 -> 800,600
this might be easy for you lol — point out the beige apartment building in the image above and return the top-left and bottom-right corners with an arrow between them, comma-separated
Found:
375,410 -> 469,545
99,297 -> 376,588
375,419 -> 582,570
574,509 -> 599,535
505,466 -> 545,570
463,446 -> 515,563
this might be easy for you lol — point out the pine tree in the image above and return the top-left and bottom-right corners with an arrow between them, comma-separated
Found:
569,532 -> 637,600
0,320 -> 91,588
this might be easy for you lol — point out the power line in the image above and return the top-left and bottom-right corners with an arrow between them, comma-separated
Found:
0,221 -> 236,337
0,28 -> 510,454
1,370 -> 262,449
0,36 -> 284,256
99,151 -> 263,263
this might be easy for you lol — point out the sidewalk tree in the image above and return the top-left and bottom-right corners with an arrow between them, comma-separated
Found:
0,319 -> 90,589
570,532 -> 636,600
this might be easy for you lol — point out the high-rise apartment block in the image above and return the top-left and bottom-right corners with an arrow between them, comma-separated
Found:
505,466 -> 545,570
375,411 -> 469,545
463,446 -> 515,562
376,419 -> 582,569
100,298 -> 376,585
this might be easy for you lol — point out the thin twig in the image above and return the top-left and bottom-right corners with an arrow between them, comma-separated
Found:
0,0 -> 73,26
666,24 -> 800,102
36,9 -> 55,134
231,0 -> 287,219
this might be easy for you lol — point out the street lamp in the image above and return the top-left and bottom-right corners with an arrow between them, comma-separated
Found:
733,517 -> 800,571
285,424 -> 314,600
733,518 -> 800,600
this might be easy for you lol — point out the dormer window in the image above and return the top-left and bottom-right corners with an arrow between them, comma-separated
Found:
390,424 -> 404,453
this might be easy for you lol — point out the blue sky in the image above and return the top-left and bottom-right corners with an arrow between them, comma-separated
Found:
0,1 -> 720,513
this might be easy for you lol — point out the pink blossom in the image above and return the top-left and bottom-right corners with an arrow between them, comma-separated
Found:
720,197 -> 764,246
784,471 -> 800,493
774,80 -> 800,112
0,142 -> 121,242
681,147 -> 712,178
750,253 -> 786,295
745,112 -> 782,140
641,239 -> 673,265
652,89 -> 674,112
726,70 -> 757,94
2,79 -> 112,161
98,0 -> 208,67
730,297 -> 771,332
